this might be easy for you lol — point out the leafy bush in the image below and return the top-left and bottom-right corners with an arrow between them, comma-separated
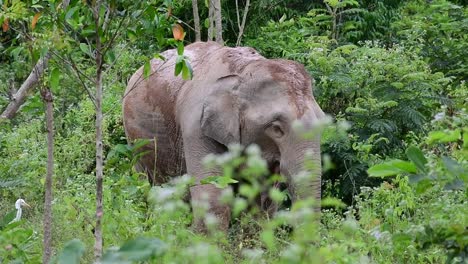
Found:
392,0 -> 468,81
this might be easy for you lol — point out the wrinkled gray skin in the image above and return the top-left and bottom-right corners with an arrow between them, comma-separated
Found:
123,42 -> 324,232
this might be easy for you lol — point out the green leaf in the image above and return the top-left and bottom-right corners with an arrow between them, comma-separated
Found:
174,61 -> 183,77
49,68 -> 60,91
101,237 -> 166,263
201,176 -> 238,188
442,156 -> 466,179
321,197 -> 346,209
153,53 -> 166,61
106,49 -> 116,64
57,239 -> 85,264
65,6 -> 79,20
143,61 -> 151,79
427,129 -> 461,145
368,159 -> 417,177
0,210 -> 16,230
177,41 -> 184,55
415,178 -> 433,194
232,198 -> 247,217
132,139 -> 151,151
261,229 -> 276,250
406,146 -> 427,173
463,127 -> 468,149
10,46 -> 24,59
79,43 -> 90,56
181,60 -> 193,80
392,233 -> 412,247
269,188 -> 285,203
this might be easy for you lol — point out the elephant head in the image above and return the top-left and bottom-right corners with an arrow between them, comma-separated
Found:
194,59 -> 324,210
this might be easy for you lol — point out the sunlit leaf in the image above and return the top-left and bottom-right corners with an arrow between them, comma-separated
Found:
427,129 -> 461,145
368,159 -> 417,177
143,60 -> 151,79
269,188 -> 285,203
261,229 -> 276,250
201,175 -> 238,188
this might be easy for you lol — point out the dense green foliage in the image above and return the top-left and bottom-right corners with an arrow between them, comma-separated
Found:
1,0 -> 467,263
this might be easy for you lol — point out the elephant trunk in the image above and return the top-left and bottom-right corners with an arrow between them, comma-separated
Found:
280,137 -> 321,205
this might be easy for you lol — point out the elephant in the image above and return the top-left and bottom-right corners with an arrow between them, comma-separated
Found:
123,41 -> 324,231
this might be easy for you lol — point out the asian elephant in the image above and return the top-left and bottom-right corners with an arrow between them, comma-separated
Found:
123,42 -> 324,231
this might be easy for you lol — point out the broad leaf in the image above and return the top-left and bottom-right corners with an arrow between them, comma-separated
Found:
57,239 -> 85,264
368,159 -> 417,177
406,146 -> 427,173
101,237 -> 166,263
49,68 -> 60,91
181,60 -> 193,80
143,61 -> 151,79
174,62 -> 183,76
79,43 -> 91,57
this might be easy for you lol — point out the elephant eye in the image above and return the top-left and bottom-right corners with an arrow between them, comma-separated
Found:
266,121 -> 284,138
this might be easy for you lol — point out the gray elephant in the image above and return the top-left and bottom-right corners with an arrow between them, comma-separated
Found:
123,42 -> 324,231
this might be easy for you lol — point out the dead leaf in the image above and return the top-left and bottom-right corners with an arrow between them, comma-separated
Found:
2,18 -> 9,32
172,24 -> 184,41
32,12 -> 41,30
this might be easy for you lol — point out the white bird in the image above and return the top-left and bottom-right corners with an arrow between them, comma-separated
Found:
13,199 -> 30,222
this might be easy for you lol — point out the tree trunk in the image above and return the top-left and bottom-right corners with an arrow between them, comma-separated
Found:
208,1 -> 214,41
213,0 -> 223,44
192,0 -> 201,41
0,53 -> 51,120
235,0 -> 250,46
93,1 -> 104,261
41,88 -> 54,264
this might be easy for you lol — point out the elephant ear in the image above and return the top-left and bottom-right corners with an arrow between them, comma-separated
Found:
200,75 -> 241,146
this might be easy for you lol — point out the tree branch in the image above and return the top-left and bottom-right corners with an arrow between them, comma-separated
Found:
236,0 -> 250,46
0,53 -> 51,120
